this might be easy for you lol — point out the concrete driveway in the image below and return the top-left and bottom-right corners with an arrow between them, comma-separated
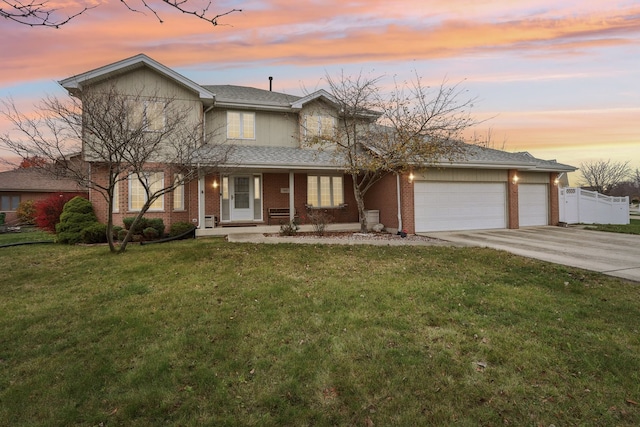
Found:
423,226 -> 640,283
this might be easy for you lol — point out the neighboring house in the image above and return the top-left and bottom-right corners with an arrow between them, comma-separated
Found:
0,168 -> 88,224
59,54 -> 576,235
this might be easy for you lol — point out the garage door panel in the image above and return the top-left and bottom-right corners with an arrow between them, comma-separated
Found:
414,182 -> 507,232
519,184 -> 548,227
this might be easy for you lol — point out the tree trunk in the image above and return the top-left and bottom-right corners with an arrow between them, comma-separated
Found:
352,173 -> 368,233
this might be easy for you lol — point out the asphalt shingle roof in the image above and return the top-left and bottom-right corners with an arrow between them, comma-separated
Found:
203,85 -> 301,109
194,143 -> 575,172
0,169 -> 86,192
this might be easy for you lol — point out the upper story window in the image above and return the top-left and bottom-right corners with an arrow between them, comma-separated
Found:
304,114 -> 335,139
227,111 -> 255,140
129,171 -> 164,212
129,101 -> 165,132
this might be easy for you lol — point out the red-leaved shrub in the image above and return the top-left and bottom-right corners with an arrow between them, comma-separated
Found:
34,193 -> 79,233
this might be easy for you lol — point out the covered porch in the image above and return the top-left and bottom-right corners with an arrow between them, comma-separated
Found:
193,145 -> 363,235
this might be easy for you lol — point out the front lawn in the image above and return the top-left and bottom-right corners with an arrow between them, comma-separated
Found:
1,239 -> 639,426
585,218 -> 640,234
0,226 -> 54,245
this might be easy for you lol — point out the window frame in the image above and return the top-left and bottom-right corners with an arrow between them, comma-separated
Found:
306,175 -> 344,208
304,114 -> 336,139
1,195 -> 20,211
173,174 -> 185,211
226,111 -> 256,140
128,100 -> 165,132
128,171 -> 165,212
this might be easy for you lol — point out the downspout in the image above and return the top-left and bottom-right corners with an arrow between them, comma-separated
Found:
396,172 -> 402,232
197,163 -> 204,229
198,105 -> 214,230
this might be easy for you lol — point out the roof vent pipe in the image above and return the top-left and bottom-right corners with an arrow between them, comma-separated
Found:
269,76 -> 273,91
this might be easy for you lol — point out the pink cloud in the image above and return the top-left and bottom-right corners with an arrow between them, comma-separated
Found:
1,2 -> 639,85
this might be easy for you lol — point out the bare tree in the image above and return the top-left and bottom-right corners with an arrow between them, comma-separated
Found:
1,0 -> 240,28
306,72 -> 478,232
1,83 -> 226,253
470,128 -> 507,151
578,159 -> 631,195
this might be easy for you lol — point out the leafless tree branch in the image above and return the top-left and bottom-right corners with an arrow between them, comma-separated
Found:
1,0 -> 240,27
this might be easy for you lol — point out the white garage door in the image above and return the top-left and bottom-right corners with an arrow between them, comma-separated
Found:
414,182 -> 507,232
518,184 -> 548,227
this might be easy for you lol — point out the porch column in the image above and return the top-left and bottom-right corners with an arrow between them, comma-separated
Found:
507,169 -> 519,229
549,172 -> 560,226
289,171 -> 295,222
198,170 -> 205,229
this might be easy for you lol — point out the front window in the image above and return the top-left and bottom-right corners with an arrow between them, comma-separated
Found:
129,172 -> 164,211
173,174 -> 185,211
1,195 -> 20,211
307,175 -> 344,207
112,181 -> 119,213
305,114 -> 335,138
227,111 -> 255,139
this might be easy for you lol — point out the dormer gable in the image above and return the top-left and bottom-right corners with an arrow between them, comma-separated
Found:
59,54 -> 215,105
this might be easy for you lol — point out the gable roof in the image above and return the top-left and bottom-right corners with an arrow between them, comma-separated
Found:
59,54 -> 215,103
203,85 -> 301,111
0,169 -> 86,192
290,89 -> 337,110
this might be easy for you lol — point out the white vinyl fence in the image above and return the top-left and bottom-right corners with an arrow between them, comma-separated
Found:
559,187 -> 629,225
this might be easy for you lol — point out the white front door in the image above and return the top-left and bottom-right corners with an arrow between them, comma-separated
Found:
230,175 -> 253,221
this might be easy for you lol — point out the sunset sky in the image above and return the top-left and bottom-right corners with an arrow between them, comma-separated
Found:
1,0 -> 639,182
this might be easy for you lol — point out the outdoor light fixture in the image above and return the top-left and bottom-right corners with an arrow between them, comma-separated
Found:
554,178 -> 560,186
512,175 -> 519,185
409,173 -> 415,182
212,180 -> 219,189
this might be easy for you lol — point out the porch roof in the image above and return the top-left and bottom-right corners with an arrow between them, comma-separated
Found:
193,143 -> 576,174
194,144 -> 347,171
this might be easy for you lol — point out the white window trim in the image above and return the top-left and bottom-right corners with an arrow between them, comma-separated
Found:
173,174 -> 185,211
112,181 -> 119,213
306,175 -> 344,208
304,114 -> 336,138
226,111 -> 256,140
128,100 -> 165,132
128,172 -> 165,212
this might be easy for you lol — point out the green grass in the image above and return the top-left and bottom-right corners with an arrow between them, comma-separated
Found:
585,218 -> 640,234
1,239 -> 640,426
0,226 -> 55,245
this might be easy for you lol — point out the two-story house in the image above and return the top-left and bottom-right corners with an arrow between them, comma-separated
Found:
59,54 -> 576,236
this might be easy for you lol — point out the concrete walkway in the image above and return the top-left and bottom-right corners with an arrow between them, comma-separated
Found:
424,226 -> 640,283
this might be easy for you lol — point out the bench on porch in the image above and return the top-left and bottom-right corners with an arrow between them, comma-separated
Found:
268,207 -> 298,225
